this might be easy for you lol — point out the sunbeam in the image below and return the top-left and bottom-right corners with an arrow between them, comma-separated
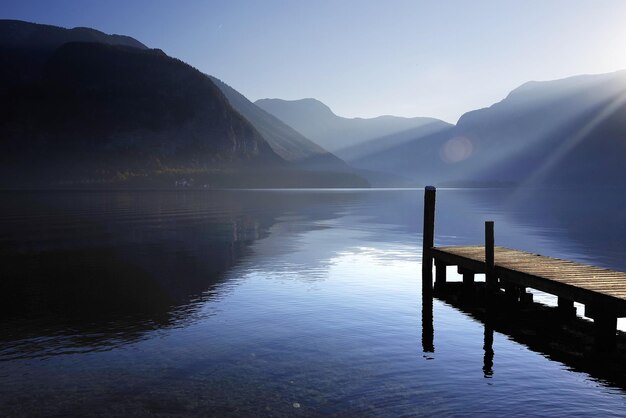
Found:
520,89 -> 626,188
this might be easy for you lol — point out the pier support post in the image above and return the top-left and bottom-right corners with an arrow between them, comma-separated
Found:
594,313 -> 617,352
422,186 -> 436,294
459,267 -> 475,299
586,305 -> 617,352
485,221 -> 497,289
557,296 -> 576,318
459,267 -> 475,286
435,259 -> 447,290
519,287 -> 533,305
502,282 -> 519,302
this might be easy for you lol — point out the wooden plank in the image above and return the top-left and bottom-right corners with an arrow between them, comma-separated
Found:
432,245 -> 626,316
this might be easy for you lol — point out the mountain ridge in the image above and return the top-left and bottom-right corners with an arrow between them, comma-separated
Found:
0,19 -> 148,50
0,20 -> 369,188
353,69 -> 626,186
210,78 -> 351,171
255,97 -> 451,159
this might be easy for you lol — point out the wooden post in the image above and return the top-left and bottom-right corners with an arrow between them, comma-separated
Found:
519,287 -> 533,305
594,312 -> 617,352
422,186 -> 436,292
435,259 -> 447,290
504,282 -> 519,303
459,267 -> 475,286
557,296 -> 576,317
459,267 -> 476,301
485,221 -> 496,288
585,305 -> 617,352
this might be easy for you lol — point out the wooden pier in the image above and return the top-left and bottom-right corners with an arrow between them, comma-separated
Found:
422,186 -> 626,350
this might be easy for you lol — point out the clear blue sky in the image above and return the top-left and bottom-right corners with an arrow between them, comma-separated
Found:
3,0 -> 626,123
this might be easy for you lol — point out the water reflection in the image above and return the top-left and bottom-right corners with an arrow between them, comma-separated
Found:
2,189 -> 626,416
421,292 -> 434,354
0,191 -> 362,359
427,280 -> 626,389
483,323 -> 494,378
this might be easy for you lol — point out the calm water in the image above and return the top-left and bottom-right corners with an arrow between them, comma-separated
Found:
1,188 -> 626,416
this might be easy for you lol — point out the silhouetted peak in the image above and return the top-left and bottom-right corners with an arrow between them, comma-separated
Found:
457,70 -> 626,128
0,19 -> 147,50
505,70 -> 626,101
255,98 -> 338,120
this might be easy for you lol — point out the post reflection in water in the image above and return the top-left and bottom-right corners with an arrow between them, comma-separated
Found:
421,287 -> 434,354
421,264 -> 495,375
421,236 -> 434,354
483,322 -> 494,378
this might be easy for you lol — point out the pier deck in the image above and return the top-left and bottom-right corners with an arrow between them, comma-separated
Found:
421,186 -> 626,350
431,245 -> 626,317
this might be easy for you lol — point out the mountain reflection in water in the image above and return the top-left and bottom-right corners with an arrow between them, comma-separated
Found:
0,191 -> 357,359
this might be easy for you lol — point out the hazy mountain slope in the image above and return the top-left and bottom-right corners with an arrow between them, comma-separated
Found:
332,70 -> 626,187
209,76 -> 350,170
451,70 -> 626,186
354,70 -> 626,186
255,98 -> 450,158
0,20 -> 369,188
336,119 -> 453,162
350,127 -> 455,185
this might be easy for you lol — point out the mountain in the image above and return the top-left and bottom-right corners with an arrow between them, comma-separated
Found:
0,20 -> 367,188
209,77 -> 350,171
255,98 -> 451,160
450,70 -> 626,186
0,41 -> 281,186
0,19 -> 147,88
0,19 -> 147,49
354,71 -> 626,187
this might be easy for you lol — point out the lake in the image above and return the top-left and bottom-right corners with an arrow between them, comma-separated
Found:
1,188 -> 626,416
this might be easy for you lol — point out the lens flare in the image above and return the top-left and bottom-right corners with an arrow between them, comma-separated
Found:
440,136 -> 473,163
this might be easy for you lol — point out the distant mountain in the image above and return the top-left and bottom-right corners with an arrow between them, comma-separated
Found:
209,77 -> 350,171
0,20 -> 368,188
255,98 -> 451,160
353,71 -> 626,186
451,71 -> 626,186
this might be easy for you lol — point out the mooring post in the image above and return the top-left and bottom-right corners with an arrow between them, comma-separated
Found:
422,186 -> 436,292
485,221 -> 496,289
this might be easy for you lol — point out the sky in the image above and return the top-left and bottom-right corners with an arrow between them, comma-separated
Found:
3,0 -> 626,123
